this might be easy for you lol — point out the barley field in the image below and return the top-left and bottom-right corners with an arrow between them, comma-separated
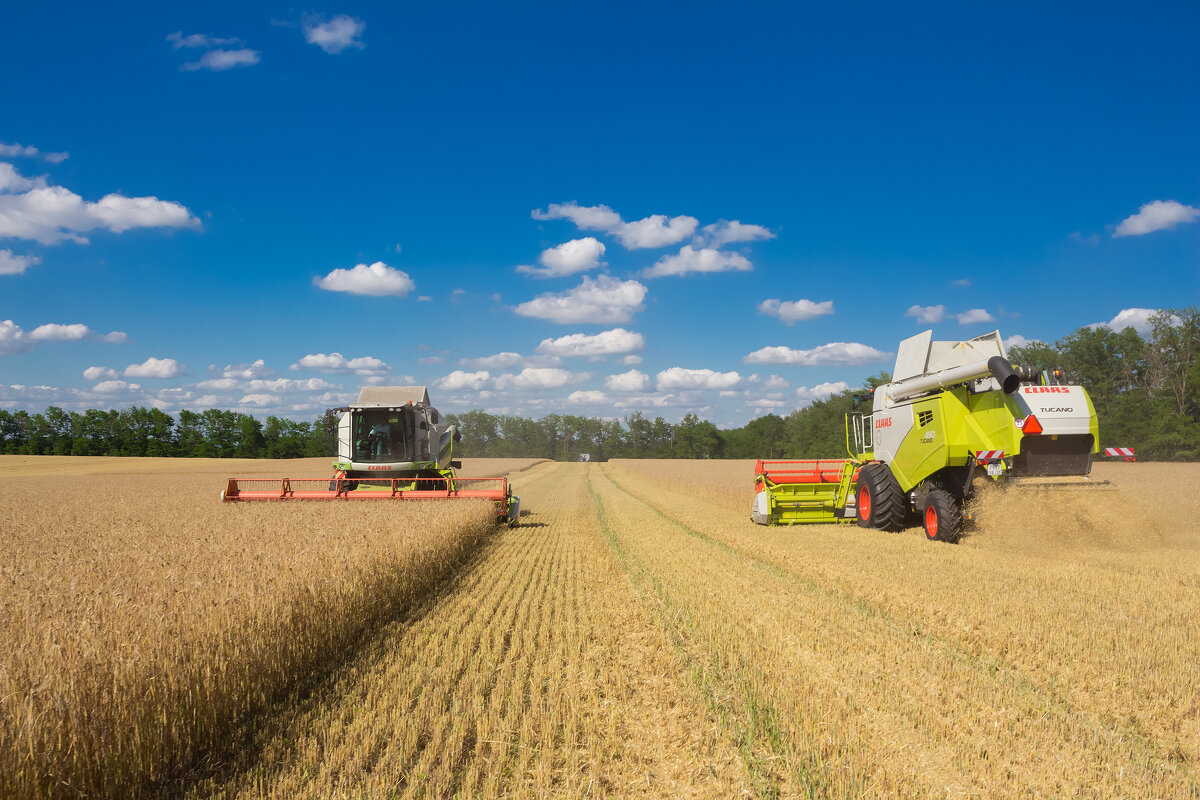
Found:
2,455 -> 1197,799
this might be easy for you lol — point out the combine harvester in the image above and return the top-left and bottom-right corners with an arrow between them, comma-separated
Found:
752,330 -> 1127,542
223,387 -> 520,526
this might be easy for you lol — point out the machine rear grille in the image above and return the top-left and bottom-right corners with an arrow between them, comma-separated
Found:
1013,434 -> 1094,477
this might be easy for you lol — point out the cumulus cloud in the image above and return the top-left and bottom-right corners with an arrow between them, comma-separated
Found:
758,298 -> 834,324
956,308 -> 995,325
456,352 -> 562,370
621,354 -> 642,365
517,237 -> 606,278
181,49 -> 261,71
1113,200 -> 1200,237
0,141 -> 68,163
605,369 -> 651,392
0,320 -> 30,354
762,374 -> 789,391
744,342 -> 889,366
0,249 -> 40,275
304,14 -> 365,53
22,322 -> 126,343
1102,307 -> 1158,336
535,327 -> 644,357
125,357 -> 184,379
567,390 -> 606,405
314,262 -> 415,296
494,367 -> 575,390
1003,334 -> 1031,350
436,370 -> 490,391
642,246 -> 751,278
0,164 -> 200,245
290,352 -> 389,376
93,380 -> 140,393
532,201 -> 697,249
83,366 -> 118,381
514,275 -> 647,324
656,367 -> 742,391
795,381 -> 850,403
219,358 -> 276,380
238,393 -> 280,407
906,304 -> 945,324
698,219 -> 774,247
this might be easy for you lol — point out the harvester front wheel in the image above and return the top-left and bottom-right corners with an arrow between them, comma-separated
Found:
856,462 -> 906,532
922,489 -> 962,543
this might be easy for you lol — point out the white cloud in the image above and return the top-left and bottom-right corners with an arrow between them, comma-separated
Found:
763,374 -> 789,391
0,142 -> 68,163
28,323 -> 125,343
795,381 -> 850,403
220,358 -> 275,380
517,237 -> 606,278
83,366 -> 118,381
0,249 -> 40,275
535,327 -> 644,357
567,390 -> 606,405
92,379 -> 142,393
656,367 -> 742,391
614,214 -> 698,249
0,320 -> 30,354
0,164 -> 200,244
951,278 -> 972,287
699,219 -> 774,247
1113,200 -> 1200,237
906,304 -> 945,324
1003,334 -> 1031,350
956,308 -> 995,325
514,275 -> 647,324
605,369 -> 651,392
1104,307 -> 1158,336
744,342 -> 889,366
532,201 -> 623,230
167,31 -> 242,49
531,201 -> 697,249
642,246 -> 751,278
458,352 -> 525,369
125,357 -> 184,379
314,261 -> 415,296
758,298 -> 834,324
304,14 -> 366,53
238,393 -> 280,407
621,354 -> 642,365
494,367 -> 574,390
436,370 -> 490,391
181,49 -> 261,72
290,352 -> 389,376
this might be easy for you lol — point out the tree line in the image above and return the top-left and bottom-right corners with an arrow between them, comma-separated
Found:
2,308 -> 1195,461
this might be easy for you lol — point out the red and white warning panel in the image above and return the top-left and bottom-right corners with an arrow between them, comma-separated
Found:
1103,447 -> 1136,461
975,450 -> 1005,462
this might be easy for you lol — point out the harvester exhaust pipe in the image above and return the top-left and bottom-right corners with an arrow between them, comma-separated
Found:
888,356 -> 1023,402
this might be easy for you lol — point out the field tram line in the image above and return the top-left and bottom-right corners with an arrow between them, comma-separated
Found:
585,470 -> 848,799
597,463 -> 1198,790
394,504 -> 566,796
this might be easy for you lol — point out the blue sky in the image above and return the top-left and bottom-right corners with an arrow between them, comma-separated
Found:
1,2 -> 1197,426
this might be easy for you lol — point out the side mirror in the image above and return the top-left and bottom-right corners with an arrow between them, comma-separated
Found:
430,410 -> 439,424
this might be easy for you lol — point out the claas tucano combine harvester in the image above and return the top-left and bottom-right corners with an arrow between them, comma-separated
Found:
222,387 -> 520,526
752,330 -> 1121,542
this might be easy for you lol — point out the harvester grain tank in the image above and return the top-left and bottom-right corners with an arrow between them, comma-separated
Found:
752,330 -> 1116,542
222,386 -> 520,525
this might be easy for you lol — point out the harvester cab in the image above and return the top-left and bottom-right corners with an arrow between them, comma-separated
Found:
753,330 -> 1110,543
222,387 -> 520,526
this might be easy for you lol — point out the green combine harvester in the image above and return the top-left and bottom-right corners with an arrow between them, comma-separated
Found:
752,330 -> 1119,542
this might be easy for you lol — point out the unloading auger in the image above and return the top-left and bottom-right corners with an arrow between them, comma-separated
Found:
222,386 -> 520,526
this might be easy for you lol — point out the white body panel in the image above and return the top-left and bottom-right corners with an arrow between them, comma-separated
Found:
1015,385 -> 1092,435
870,400 -> 915,464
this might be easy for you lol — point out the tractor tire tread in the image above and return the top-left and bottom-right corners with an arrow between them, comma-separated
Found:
857,462 -> 907,532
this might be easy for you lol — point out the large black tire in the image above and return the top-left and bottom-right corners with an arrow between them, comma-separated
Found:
922,488 -> 962,543
855,462 -> 907,531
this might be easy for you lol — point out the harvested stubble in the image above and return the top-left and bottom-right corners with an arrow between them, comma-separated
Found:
0,471 -> 496,800
604,459 -> 1200,797
188,461 -> 747,799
